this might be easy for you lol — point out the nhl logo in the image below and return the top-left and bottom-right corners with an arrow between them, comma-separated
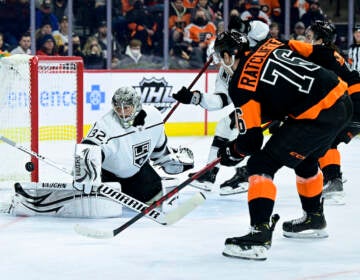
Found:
134,77 -> 174,113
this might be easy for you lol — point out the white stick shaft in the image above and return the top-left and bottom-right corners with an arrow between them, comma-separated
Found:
0,135 -> 72,175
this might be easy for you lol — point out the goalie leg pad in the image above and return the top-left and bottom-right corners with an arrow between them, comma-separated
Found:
8,182 -> 122,218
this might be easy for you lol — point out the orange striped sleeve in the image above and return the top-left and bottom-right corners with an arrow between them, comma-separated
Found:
291,79 -> 347,120
348,83 -> 360,95
318,148 -> 340,169
296,171 -> 323,198
239,100 -> 262,130
248,175 -> 277,202
287,40 -> 313,58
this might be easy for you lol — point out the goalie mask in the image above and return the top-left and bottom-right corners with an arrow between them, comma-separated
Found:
214,31 -> 249,76
112,86 -> 142,128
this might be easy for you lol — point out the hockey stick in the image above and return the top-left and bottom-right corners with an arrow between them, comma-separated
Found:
1,135 -> 203,225
74,158 -> 220,239
17,182 -> 168,224
0,135 -> 71,175
163,56 -> 213,123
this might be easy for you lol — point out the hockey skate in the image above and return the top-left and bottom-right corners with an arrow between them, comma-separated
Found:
322,177 -> 345,205
283,200 -> 328,238
188,167 -> 219,192
222,214 -> 280,261
219,166 -> 249,196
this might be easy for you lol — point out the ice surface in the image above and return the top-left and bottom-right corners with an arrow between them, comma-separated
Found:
1,136 -> 360,280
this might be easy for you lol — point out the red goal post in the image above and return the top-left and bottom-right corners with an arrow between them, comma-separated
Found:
0,55 -> 84,183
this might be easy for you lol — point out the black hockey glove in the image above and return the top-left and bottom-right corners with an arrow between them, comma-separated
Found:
217,140 -> 245,166
173,86 -> 201,105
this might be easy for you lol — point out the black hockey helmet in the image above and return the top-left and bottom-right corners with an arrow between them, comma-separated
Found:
228,16 -> 251,34
309,20 -> 336,45
214,31 -> 250,59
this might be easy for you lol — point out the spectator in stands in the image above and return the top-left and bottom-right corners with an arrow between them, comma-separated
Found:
71,33 -> 83,56
0,32 -> 12,53
269,22 -> 284,40
259,0 -> 281,22
183,0 -> 199,8
348,25 -> 360,72
300,0 -> 325,28
194,0 -> 216,22
125,0 -> 159,54
93,21 -> 122,66
169,0 -> 193,48
169,41 -> 204,69
52,16 -> 69,54
240,0 -> 271,25
0,0 -> 30,48
82,36 -> 106,69
295,0 -> 310,18
277,0 -> 300,32
36,34 -> 58,55
209,0 -> 224,16
52,0 -> 73,23
36,17 -> 53,49
10,32 -> 32,55
230,0 -> 247,13
183,9 -> 217,61
36,0 -> 59,31
114,39 -> 163,69
58,32 -> 83,56
290,20 -> 306,40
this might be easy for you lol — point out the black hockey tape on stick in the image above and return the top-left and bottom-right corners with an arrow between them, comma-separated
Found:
74,158 -> 220,239
163,56 -> 213,123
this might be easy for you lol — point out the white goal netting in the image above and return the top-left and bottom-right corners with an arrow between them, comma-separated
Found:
0,55 -> 83,185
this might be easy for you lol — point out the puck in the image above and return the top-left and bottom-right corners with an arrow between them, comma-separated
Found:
25,161 -> 35,172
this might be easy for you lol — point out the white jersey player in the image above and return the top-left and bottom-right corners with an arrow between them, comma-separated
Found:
81,86 -> 194,204
172,19 -> 270,195
1,86 -> 194,218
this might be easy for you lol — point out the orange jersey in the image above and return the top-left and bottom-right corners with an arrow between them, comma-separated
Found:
183,0 -> 199,8
228,38 -> 346,155
183,22 -> 217,45
259,0 -> 281,17
169,5 -> 192,30
288,40 -> 360,96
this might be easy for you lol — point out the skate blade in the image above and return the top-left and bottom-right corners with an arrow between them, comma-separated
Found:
323,192 -> 345,205
283,229 -> 329,239
219,185 -> 248,196
222,244 -> 268,261
189,182 -> 212,192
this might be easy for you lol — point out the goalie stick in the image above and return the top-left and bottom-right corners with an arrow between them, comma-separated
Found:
0,135 -> 71,175
163,56 -> 213,123
74,158 -> 220,239
1,134 -> 204,225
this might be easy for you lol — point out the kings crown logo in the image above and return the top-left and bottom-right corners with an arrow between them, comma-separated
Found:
134,77 -> 174,113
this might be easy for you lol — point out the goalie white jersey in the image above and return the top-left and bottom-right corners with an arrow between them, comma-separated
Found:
83,106 -> 166,178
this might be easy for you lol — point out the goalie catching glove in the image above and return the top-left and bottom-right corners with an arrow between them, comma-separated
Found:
217,140 -> 245,166
173,86 -> 202,105
153,146 -> 194,174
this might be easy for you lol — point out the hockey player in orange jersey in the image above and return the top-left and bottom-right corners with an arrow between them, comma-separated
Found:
214,31 -> 352,260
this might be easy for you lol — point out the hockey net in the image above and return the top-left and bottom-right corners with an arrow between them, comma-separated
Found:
0,55 -> 83,184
